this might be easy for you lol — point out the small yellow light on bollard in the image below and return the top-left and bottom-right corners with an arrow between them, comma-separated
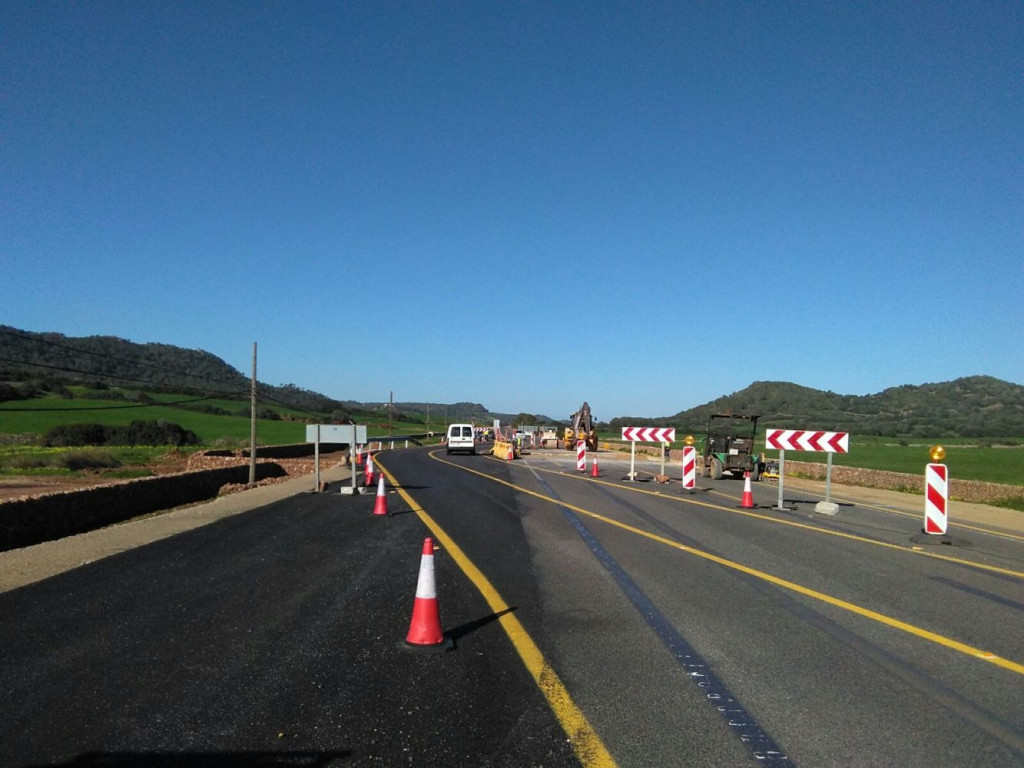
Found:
684,434 -> 695,446
929,445 -> 946,462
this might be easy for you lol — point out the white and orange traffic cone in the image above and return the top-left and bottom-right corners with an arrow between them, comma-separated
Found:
355,446 -> 363,467
403,538 -> 454,652
590,455 -> 600,478
364,454 -> 375,487
739,470 -> 755,508
372,474 -> 388,516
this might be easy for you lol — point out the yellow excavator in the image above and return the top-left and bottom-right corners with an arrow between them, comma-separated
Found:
564,402 -> 598,451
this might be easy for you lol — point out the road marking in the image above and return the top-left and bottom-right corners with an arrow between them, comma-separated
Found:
521,457 -> 1024,581
527,449 -> 1024,544
432,450 -> 1024,676
374,460 -> 618,768
525,464 -> 789,764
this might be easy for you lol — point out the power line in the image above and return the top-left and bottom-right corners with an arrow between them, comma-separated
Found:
0,391 -> 250,413
1,329 -> 340,415
0,328 -> 247,390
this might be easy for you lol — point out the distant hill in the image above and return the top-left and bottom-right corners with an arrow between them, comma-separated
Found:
608,378 -> 1024,438
0,326 -> 550,425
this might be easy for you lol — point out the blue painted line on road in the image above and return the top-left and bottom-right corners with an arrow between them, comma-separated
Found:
528,467 -> 790,765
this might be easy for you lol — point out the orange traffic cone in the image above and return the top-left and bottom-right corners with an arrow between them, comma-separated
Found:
403,538 -> 454,652
355,446 -> 363,467
372,474 -> 388,516
364,455 -> 374,487
590,455 -> 600,477
739,470 -> 755,508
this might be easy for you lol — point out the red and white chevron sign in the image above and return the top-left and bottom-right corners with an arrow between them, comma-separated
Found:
765,429 -> 849,453
621,427 -> 676,443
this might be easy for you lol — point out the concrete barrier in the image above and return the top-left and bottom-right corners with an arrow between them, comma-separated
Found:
0,463 -> 288,552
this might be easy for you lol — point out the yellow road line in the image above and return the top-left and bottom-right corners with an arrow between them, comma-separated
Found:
522,457 -> 1024,580
431,450 -> 1024,676
375,460 -> 618,768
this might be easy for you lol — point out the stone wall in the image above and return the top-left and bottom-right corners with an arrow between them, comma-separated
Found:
0,463 -> 288,552
599,442 -> 1021,505
781,460 -> 1022,506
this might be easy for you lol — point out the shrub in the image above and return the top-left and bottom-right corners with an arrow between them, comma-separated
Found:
59,450 -> 120,470
43,420 -> 200,447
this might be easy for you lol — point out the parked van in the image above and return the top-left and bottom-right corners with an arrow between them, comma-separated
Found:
446,423 -> 476,455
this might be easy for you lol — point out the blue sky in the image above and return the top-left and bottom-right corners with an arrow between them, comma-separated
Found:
3,2 -> 1021,420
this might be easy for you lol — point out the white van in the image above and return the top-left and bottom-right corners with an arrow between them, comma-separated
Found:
446,423 -> 476,455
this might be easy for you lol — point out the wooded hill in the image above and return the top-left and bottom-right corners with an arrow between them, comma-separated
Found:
0,326 -> 536,426
608,378 -> 1024,438
3,327 -> 1021,436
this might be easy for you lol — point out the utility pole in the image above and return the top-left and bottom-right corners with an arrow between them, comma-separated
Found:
249,342 -> 257,485
389,390 -> 394,436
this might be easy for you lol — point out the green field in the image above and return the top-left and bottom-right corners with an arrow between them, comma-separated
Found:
763,436 -> 1023,486
598,432 -> 1023,487
0,388 -> 443,447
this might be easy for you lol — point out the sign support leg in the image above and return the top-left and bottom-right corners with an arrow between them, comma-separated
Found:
774,450 -> 786,510
629,442 -> 636,482
314,425 -> 321,492
825,452 -> 833,503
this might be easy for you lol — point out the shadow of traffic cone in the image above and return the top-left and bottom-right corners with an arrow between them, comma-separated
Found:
363,455 -> 374,487
590,455 -> 600,478
739,470 -> 755,508
372,474 -> 388,516
403,538 -> 454,652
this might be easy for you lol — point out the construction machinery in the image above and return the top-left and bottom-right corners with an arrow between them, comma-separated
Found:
564,402 -> 598,451
701,413 -> 765,480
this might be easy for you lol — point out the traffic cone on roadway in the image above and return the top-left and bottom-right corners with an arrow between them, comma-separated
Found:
372,474 -> 388,516
739,470 -> 755,508
364,454 -> 375,487
403,538 -> 454,652
590,455 -> 601,478
355,446 -> 363,466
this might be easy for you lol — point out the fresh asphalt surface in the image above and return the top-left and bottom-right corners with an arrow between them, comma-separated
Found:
2,443 -> 1022,767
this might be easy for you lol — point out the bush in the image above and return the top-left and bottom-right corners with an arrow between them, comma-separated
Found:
43,420 -> 200,447
60,450 -> 120,470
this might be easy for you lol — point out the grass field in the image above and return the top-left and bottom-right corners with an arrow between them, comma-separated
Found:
762,436 -> 1022,486
0,389 -> 446,477
598,432 -> 1022,487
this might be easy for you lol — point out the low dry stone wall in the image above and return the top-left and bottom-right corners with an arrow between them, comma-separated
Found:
600,442 -> 1021,505
782,461 -> 1021,506
202,443 -> 346,459
0,463 -> 288,552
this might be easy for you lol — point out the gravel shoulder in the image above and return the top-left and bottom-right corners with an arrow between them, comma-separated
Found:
0,460 -> 354,593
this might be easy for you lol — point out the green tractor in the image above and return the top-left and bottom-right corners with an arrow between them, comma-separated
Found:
700,413 -> 765,480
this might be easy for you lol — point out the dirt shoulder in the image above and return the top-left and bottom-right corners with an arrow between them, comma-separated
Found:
0,454 -> 354,593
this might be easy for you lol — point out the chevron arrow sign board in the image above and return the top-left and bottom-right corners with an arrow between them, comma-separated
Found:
765,429 -> 850,453
621,427 -> 676,443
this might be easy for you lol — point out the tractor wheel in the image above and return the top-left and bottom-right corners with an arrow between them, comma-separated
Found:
711,457 -> 723,480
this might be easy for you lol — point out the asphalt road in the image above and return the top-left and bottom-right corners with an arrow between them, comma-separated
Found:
2,444 -> 1022,767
